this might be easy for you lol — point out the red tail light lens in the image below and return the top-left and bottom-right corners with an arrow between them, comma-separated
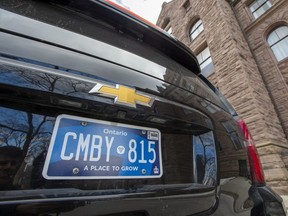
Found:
237,119 -> 265,185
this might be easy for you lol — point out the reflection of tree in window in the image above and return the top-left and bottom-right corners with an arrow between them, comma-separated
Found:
0,61 -> 75,188
0,61 -> 66,158
193,131 -> 216,186
0,57 -> 91,96
0,108 -> 54,160
0,107 -> 54,189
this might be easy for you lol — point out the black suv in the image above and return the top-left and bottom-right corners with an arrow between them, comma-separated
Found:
0,0 -> 286,215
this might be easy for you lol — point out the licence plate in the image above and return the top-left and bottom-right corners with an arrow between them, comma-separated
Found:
42,115 -> 162,179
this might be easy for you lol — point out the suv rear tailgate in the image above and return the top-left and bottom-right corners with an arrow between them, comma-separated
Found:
0,2 -> 245,216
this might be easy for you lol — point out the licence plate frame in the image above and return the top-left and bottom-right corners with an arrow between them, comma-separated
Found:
42,114 -> 162,180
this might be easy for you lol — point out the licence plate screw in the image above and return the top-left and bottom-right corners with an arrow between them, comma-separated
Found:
81,121 -> 88,126
141,169 -> 146,174
73,168 -> 80,175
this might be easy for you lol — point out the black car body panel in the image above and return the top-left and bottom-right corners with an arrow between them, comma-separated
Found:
0,0 -> 286,216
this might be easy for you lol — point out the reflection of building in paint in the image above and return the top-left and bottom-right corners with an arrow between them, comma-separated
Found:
157,0 -> 288,195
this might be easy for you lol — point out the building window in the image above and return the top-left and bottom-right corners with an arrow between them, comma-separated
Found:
249,0 -> 272,19
238,160 -> 249,177
197,46 -> 214,77
267,26 -> 288,62
183,0 -> 191,12
189,19 -> 204,41
166,26 -> 173,34
162,19 -> 173,35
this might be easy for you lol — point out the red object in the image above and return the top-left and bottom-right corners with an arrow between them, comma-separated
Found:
238,119 -> 265,185
104,0 -> 163,30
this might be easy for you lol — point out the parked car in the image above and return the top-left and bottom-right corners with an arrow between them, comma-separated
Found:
0,0 -> 286,215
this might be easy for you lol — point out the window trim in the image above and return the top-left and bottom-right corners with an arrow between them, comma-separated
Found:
267,25 -> 288,62
161,18 -> 172,35
166,25 -> 173,34
189,19 -> 203,41
200,56 -> 212,68
249,0 -> 272,19
196,46 -> 214,77
182,0 -> 191,12
269,35 -> 288,48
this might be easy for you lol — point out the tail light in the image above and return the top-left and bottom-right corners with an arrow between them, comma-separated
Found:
237,119 -> 265,185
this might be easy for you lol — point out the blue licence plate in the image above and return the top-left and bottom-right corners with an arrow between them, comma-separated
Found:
43,115 -> 162,179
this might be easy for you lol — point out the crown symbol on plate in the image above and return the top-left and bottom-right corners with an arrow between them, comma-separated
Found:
153,166 -> 159,174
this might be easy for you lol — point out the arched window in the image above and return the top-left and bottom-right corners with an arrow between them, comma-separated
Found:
189,19 -> 204,41
267,26 -> 288,62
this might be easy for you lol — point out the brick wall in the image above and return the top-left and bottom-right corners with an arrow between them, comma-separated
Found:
239,0 -> 288,138
233,0 -> 288,193
157,0 -> 288,194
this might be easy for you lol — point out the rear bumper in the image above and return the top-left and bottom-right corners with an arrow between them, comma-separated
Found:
250,185 -> 287,216
212,177 -> 287,216
0,185 -> 286,216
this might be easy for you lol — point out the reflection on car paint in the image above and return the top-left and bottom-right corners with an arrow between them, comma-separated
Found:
193,131 -> 216,186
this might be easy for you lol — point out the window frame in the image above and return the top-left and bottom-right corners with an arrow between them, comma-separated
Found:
189,19 -> 204,41
196,46 -> 214,77
267,26 -> 288,62
166,25 -> 173,34
183,0 -> 191,12
162,18 -> 173,35
249,0 -> 272,19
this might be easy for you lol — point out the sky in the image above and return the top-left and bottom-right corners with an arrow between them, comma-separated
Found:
110,0 -> 173,24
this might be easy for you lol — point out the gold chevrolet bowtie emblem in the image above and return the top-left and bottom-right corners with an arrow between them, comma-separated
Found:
89,84 -> 154,108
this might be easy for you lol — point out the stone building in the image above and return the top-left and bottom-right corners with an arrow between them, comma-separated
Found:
157,0 -> 288,195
